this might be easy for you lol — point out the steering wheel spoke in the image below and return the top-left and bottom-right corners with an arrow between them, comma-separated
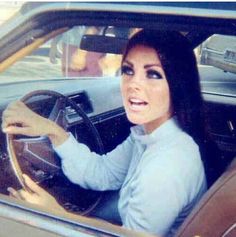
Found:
13,136 -> 60,174
48,97 -> 68,129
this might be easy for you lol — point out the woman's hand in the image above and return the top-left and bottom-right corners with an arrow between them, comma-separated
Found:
2,100 -> 69,146
8,174 -> 65,212
2,101 -> 51,137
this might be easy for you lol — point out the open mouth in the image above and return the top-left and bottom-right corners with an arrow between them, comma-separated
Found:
128,98 -> 148,110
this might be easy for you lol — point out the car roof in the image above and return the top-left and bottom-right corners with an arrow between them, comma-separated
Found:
1,2 -> 235,38
19,2 -> 236,17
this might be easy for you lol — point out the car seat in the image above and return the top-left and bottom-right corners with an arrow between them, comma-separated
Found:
176,157 -> 236,237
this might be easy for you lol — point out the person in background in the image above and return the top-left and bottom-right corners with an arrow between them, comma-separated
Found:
50,26 -> 104,77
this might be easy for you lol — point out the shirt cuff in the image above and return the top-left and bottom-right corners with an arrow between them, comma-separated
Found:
53,132 -> 77,160
52,133 -> 92,186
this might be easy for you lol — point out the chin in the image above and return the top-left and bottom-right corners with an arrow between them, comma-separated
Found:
126,114 -> 146,125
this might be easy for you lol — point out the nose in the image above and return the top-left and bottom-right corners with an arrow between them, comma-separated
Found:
127,72 -> 143,91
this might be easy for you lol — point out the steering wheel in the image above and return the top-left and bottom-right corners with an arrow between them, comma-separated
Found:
6,90 -> 104,214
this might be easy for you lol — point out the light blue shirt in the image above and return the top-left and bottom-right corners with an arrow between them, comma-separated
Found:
54,117 -> 207,236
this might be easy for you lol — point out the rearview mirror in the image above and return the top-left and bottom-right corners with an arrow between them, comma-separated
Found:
80,35 -> 128,54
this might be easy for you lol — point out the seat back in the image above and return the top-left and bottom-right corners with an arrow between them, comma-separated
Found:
176,158 -> 236,237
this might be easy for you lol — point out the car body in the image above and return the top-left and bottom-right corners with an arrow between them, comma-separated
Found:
0,2 -> 235,237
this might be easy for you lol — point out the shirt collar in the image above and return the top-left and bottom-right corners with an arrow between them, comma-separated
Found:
130,116 -> 183,146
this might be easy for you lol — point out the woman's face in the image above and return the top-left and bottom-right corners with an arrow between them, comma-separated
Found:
121,45 -> 173,133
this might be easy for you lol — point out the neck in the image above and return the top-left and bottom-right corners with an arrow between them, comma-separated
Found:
144,113 -> 173,134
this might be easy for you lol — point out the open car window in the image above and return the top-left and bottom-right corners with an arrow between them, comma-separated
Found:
197,34 -> 236,75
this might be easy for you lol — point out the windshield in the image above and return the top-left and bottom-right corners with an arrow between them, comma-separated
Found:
0,25 -> 130,83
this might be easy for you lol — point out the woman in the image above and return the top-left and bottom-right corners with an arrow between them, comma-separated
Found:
2,30 -> 207,237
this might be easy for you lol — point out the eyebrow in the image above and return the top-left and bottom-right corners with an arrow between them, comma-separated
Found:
122,60 -> 133,66
144,64 -> 162,69
122,60 -> 161,68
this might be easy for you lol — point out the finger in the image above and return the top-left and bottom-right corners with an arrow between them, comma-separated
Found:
1,120 -> 8,131
23,174 -> 44,194
7,187 -> 24,200
1,110 -> 16,126
0,120 -> 15,132
2,113 -> 21,124
2,109 -> 27,124
9,192 -> 16,199
18,189 -> 35,202
2,115 -> 24,125
3,101 -> 29,119
8,100 -> 25,109
4,101 -> 22,112
2,125 -> 31,135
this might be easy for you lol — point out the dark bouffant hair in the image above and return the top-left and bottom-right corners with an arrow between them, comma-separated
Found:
122,29 -> 204,145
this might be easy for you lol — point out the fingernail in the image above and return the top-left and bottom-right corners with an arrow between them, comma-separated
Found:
2,127 -> 9,133
7,187 -> 13,193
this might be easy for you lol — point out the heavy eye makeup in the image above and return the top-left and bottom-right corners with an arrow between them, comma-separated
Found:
121,65 -> 134,76
146,69 -> 163,80
121,64 -> 163,80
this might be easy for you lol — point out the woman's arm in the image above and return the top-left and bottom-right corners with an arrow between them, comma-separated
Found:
2,101 -> 133,192
55,133 -> 133,191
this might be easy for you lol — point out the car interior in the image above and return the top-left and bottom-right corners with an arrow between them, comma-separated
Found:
0,3 -> 235,237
